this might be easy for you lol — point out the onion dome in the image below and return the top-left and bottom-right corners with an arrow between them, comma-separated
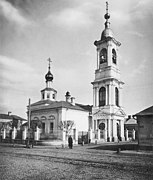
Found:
45,58 -> 53,82
45,70 -> 53,82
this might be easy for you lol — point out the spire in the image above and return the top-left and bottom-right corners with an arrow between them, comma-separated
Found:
100,1 -> 113,40
104,1 -> 110,29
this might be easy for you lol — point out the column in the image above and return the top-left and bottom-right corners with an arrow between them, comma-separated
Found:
106,85 -> 108,105
112,119 -> 117,142
62,130 -> 66,141
75,129 -> 78,144
88,128 -> 92,142
96,87 -> 99,107
112,85 -> 115,105
125,129 -> 129,141
104,130 -> 107,142
95,120 -> 97,130
120,120 -> 125,141
107,43 -> 112,66
12,127 -> 16,140
107,119 -> 112,142
97,49 -> 99,69
2,128 -> 6,139
119,87 -> 123,107
109,84 -> 112,105
132,129 -> 135,140
97,129 -> 100,140
93,87 -> 96,107
34,126 -> 39,141
22,127 -> 27,140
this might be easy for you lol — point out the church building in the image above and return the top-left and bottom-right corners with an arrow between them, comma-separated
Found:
91,3 -> 126,143
28,59 -> 92,144
26,2 -> 126,145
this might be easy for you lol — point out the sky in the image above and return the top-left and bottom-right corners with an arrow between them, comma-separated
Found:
0,0 -> 153,118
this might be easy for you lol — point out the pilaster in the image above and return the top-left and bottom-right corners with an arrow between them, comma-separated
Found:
125,129 -> 129,141
96,87 -> 99,107
107,119 -> 112,142
97,129 -> 100,140
120,120 -> 125,141
112,119 -> 117,142
132,129 -> 135,140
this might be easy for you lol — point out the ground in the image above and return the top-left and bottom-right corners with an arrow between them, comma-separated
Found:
0,142 -> 153,180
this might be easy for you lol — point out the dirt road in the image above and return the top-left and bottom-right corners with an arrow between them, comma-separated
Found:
0,144 -> 153,179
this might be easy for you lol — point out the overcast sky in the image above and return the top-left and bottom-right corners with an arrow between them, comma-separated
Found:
0,0 -> 153,118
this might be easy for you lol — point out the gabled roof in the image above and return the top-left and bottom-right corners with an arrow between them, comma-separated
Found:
135,106 -> 153,116
30,100 -> 89,112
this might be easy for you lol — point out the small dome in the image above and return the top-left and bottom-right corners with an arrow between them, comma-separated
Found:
65,91 -> 71,97
45,70 -> 53,82
101,27 -> 113,40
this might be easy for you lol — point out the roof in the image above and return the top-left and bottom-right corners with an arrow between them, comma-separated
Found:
135,106 -> 153,116
11,115 -> 27,121
125,118 -> 137,125
0,114 -> 12,120
76,103 -> 92,112
41,87 -> 57,93
30,99 -> 53,106
30,100 -> 89,112
0,114 -> 27,121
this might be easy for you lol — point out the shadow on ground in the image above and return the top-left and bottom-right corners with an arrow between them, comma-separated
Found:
89,142 -> 138,151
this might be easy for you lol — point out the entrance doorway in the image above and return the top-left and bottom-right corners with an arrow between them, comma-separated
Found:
99,123 -> 105,139
117,122 -> 121,141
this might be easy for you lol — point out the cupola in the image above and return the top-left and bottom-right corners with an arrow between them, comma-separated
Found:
45,58 -> 53,82
101,2 -> 114,40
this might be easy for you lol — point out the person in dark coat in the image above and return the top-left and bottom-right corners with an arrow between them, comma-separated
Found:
68,135 -> 73,149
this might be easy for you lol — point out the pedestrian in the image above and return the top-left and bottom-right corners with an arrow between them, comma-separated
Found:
68,135 -> 73,149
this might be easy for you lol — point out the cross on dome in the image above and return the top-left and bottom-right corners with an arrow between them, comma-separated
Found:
47,57 -> 52,70
106,1 -> 108,14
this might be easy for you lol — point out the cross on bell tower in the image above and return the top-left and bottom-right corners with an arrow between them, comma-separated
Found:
91,2 -> 126,143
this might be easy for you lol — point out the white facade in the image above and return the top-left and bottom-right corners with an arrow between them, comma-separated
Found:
28,61 -> 91,144
29,100 -> 90,144
91,6 -> 126,143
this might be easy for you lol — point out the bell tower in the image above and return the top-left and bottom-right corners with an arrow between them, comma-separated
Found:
91,2 -> 126,142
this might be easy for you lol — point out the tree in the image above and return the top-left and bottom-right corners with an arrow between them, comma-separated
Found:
31,120 -> 42,132
58,120 -> 74,135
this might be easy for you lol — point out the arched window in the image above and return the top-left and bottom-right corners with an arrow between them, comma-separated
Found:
115,87 -> 119,106
112,49 -> 117,64
99,87 -> 106,106
100,48 -> 107,64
